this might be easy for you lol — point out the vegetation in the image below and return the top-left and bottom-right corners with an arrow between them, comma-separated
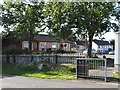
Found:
113,72 -> 120,80
2,63 -> 76,80
2,46 -> 28,55
1,1 -> 119,57
45,2 -> 76,41
45,2 -> 119,57
55,49 -> 76,54
109,39 -> 115,50
1,1 -> 45,53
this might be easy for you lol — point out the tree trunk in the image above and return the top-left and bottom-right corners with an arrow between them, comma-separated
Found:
29,41 -> 32,54
88,34 -> 93,58
28,28 -> 33,54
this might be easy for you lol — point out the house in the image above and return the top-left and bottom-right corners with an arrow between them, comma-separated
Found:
74,39 -> 113,53
92,39 -> 113,53
73,40 -> 88,53
22,34 -> 71,52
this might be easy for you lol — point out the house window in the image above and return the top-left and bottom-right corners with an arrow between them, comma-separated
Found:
23,41 -> 29,49
52,45 -> 57,48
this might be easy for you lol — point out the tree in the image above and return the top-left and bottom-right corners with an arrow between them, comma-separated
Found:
45,2 -> 75,41
1,1 -> 45,53
45,2 -> 118,57
66,2 -> 118,57
110,39 -> 115,50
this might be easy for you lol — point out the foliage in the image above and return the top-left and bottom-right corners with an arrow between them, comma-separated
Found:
69,2 -> 118,57
112,72 -> 120,79
1,2 -> 119,57
44,2 -> 77,41
2,46 -> 28,55
109,39 -> 115,50
1,1 -> 45,53
55,49 -> 76,53
2,63 -> 76,80
45,2 -> 118,57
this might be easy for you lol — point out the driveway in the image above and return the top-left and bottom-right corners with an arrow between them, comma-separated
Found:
1,75 -> 118,88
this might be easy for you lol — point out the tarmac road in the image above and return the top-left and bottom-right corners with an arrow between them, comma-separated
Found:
1,75 -> 118,88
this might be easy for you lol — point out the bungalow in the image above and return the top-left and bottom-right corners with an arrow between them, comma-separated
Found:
22,34 -> 71,52
73,41 -> 88,53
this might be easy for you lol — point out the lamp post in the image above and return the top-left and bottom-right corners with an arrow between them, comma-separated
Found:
114,1 -> 120,72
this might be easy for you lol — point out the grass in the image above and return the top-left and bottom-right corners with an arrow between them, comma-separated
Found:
2,63 -> 76,80
112,72 -> 120,79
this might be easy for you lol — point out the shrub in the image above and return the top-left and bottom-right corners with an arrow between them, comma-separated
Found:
2,46 -> 28,55
55,49 -> 76,54
16,64 -> 37,71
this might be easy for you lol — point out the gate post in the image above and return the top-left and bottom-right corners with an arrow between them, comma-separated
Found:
104,58 -> 107,82
114,31 -> 120,72
114,1 -> 120,73
55,54 -> 58,64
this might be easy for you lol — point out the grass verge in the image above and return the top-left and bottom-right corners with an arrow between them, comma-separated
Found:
2,63 -> 76,80
112,72 -> 120,79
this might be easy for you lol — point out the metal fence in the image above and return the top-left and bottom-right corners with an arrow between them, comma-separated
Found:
76,58 -> 107,81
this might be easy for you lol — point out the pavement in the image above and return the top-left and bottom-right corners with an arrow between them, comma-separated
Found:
1,75 -> 119,88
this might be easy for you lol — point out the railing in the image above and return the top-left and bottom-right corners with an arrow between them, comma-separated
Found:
76,58 -> 107,81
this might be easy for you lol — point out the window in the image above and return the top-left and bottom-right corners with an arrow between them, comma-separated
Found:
23,41 -> 29,48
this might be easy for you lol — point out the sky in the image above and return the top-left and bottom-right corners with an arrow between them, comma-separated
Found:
0,0 -> 117,41
94,32 -> 116,41
0,0 -> 3,4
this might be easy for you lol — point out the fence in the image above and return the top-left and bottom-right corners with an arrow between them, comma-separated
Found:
2,54 -> 114,81
76,58 -> 107,81
2,54 -> 85,64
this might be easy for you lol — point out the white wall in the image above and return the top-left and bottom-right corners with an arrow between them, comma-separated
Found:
92,42 -> 98,51
115,31 -> 120,71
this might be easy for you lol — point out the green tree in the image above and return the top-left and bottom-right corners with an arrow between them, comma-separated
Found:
67,2 -> 118,57
45,2 -> 75,41
110,39 -> 115,50
1,1 -> 45,53
45,2 -> 118,57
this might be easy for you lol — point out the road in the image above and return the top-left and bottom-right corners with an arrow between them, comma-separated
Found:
1,75 -> 118,88
97,55 -> 114,59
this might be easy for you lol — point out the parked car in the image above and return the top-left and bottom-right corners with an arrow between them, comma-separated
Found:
98,49 -> 109,54
109,51 -> 114,55
83,49 -> 97,55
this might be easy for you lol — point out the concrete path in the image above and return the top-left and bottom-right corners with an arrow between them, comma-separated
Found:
1,75 -> 118,88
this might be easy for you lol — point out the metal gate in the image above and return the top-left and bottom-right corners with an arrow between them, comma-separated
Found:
76,58 -> 107,81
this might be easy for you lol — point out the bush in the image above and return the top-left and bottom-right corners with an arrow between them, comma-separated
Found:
2,46 -> 28,55
17,64 -> 37,71
55,49 -> 76,54
32,51 -> 49,54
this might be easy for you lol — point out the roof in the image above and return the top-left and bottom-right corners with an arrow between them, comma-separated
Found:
75,41 -> 88,46
33,34 -> 71,43
93,39 -> 109,45
33,34 -> 56,42
75,39 -> 110,46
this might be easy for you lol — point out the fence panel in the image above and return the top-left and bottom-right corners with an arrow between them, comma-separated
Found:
2,54 -> 85,64
76,58 -> 107,81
